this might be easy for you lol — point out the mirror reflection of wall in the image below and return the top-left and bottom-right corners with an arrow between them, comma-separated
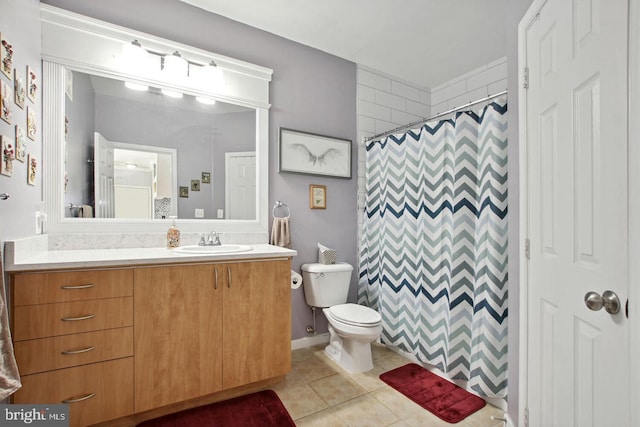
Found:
63,69 -> 256,220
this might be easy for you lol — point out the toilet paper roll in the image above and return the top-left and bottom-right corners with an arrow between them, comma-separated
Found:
291,270 -> 303,289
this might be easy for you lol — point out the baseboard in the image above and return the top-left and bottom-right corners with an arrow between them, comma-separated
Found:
291,333 -> 330,350
505,412 -> 516,427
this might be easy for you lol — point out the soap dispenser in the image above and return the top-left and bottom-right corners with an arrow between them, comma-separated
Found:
167,216 -> 180,248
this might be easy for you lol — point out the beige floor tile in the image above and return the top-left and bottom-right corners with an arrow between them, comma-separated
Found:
274,383 -> 328,420
293,353 -> 340,382
463,403 -> 506,427
332,394 -> 400,427
376,352 -> 412,372
295,407 -> 349,427
308,374 -> 367,407
270,368 -> 306,392
371,343 -> 398,361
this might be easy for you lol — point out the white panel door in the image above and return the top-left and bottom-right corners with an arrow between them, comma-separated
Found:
523,0 -> 630,426
94,132 -> 115,218
225,152 -> 256,220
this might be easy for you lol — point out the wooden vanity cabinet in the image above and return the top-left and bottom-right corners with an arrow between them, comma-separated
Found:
134,258 -> 292,411
11,269 -> 134,427
133,264 -> 224,412
10,257 -> 292,425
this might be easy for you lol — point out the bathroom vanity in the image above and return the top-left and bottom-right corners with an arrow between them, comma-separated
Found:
6,244 -> 295,427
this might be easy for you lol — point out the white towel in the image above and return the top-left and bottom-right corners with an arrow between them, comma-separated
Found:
79,205 -> 93,218
270,217 -> 291,248
0,246 -> 21,399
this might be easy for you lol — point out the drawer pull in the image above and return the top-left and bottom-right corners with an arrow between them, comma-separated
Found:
61,314 -> 96,322
227,267 -> 232,288
62,392 -> 96,404
60,284 -> 96,290
61,346 -> 96,355
214,268 -> 218,290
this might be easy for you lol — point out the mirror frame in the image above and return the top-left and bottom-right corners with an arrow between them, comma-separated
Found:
42,5 -> 272,235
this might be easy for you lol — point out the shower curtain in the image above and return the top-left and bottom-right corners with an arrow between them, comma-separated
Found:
358,97 -> 508,398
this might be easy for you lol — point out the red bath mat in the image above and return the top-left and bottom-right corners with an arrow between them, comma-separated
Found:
380,363 -> 486,423
136,390 -> 295,427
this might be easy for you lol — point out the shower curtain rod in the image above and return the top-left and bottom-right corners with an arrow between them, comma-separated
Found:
363,89 -> 508,143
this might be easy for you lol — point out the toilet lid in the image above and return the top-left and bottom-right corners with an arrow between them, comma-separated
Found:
328,304 -> 381,326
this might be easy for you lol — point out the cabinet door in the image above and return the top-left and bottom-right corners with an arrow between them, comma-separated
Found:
222,259 -> 291,388
134,265 -> 223,412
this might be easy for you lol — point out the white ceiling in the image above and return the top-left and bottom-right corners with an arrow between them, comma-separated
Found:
179,0 -> 507,89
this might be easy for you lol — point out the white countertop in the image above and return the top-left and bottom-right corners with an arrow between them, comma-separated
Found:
5,243 -> 297,272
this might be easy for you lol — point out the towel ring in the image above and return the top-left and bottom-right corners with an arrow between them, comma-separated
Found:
273,201 -> 290,219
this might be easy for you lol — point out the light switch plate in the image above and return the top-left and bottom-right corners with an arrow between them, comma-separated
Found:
195,208 -> 204,218
217,209 -> 224,218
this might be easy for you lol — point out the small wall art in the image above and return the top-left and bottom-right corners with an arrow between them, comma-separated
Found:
309,184 -> 327,209
14,68 -> 24,109
27,65 -> 37,103
179,186 -> 189,198
1,79 -> 12,124
279,128 -> 352,179
15,126 -> 25,162
202,172 -> 211,184
1,135 -> 14,177
27,154 -> 37,185
191,179 -> 200,191
27,105 -> 36,140
0,34 -> 13,79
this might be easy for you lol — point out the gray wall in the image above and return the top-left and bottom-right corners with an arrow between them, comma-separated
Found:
64,71 -> 95,214
0,0 -> 42,242
42,0 -> 359,340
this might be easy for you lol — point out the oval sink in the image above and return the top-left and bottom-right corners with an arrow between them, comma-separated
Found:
173,244 -> 253,254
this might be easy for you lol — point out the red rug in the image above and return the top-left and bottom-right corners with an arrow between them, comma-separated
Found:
380,363 -> 486,423
136,390 -> 295,427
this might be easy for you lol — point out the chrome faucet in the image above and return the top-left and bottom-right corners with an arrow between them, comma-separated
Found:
197,232 -> 222,246
207,231 -> 222,246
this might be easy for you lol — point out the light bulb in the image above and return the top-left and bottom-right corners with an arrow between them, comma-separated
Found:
196,96 -> 216,105
163,51 -> 188,80
124,81 -> 149,91
161,88 -> 183,98
196,60 -> 224,90
122,40 -> 150,72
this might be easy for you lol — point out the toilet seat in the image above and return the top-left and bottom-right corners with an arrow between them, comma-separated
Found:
328,303 -> 381,327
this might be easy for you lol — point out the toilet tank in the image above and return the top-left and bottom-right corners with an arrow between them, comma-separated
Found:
301,262 -> 353,308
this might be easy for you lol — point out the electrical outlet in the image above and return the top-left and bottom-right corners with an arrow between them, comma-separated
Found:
217,209 -> 224,218
195,208 -> 204,218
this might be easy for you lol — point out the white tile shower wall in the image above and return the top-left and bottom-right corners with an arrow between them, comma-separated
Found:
430,57 -> 507,115
356,66 -> 430,242
356,58 -> 507,244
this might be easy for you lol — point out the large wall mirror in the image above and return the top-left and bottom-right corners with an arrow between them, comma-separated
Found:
42,5 -> 272,235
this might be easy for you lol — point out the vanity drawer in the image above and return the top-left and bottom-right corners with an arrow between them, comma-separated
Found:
13,297 -> 133,341
13,269 -> 133,306
13,357 -> 134,427
14,327 -> 133,375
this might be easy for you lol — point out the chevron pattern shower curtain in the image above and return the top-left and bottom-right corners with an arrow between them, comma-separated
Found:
358,98 -> 508,398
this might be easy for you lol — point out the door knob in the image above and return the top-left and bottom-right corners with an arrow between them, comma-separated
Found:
584,290 -> 621,314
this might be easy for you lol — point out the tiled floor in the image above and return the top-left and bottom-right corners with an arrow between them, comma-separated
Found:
272,343 -> 505,427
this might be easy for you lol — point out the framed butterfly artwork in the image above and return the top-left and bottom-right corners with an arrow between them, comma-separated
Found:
278,127 -> 351,179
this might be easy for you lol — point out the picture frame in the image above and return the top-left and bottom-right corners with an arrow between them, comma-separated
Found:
0,79 -> 12,124
1,135 -> 14,177
27,65 -> 37,103
201,172 -> 211,184
179,186 -> 189,198
0,34 -> 13,79
191,179 -> 200,191
15,125 -> 25,162
26,105 -> 36,140
14,68 -> 25,109
309,184 -> 327,209
279,128 -> 351,178
27,154 -> 36,185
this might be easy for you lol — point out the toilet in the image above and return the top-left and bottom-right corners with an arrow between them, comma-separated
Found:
301,262 -> 382,373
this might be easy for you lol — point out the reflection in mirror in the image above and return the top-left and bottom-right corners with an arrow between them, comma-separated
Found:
63,69 -> 256,220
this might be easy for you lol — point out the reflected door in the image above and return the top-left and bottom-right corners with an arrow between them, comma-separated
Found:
225,152 -> 256,220
94,132 -> 115,218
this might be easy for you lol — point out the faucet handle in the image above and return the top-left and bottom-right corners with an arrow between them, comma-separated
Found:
198,234 -> 206,246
